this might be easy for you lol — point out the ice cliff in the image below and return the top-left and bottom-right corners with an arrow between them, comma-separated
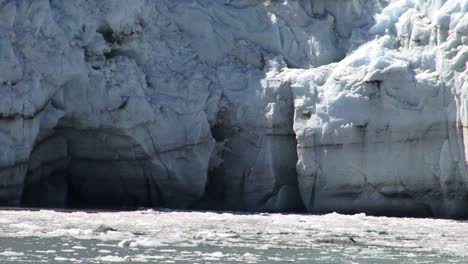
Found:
0,0 -> 467,218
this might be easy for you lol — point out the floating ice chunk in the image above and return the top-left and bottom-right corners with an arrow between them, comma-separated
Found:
71,246 -> 87,250
99,255 -> 130,262
272,216 -> 300,226
207,252 -> 224,258
117,239 -> 132,248
54,257 -> 69,261
0,251 -> 24,257
129,238 -> 166,248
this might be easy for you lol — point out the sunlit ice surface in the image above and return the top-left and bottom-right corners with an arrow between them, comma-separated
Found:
0,210 -> 467,263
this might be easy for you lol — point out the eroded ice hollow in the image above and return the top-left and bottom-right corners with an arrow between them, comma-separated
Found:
0,0 -> 467,218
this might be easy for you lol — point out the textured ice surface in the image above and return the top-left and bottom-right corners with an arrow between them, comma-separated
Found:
0,0 -> 466,217
0,210 -> 468,263
281,0 -> 468,218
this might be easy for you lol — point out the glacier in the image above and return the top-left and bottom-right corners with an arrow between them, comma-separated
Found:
0,0 -> 467,218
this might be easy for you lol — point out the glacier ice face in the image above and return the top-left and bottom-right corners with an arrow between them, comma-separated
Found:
0,0 -> 467,217
282,0 -> 468,218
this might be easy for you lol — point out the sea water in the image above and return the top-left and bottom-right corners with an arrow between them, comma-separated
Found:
0,210 -> 466,263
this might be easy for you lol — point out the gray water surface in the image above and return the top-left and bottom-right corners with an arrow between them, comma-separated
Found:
0,210 -> 466,263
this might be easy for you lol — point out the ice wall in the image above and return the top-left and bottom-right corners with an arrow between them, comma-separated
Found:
0,0 -> 466,217
282,0 -> 468,218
